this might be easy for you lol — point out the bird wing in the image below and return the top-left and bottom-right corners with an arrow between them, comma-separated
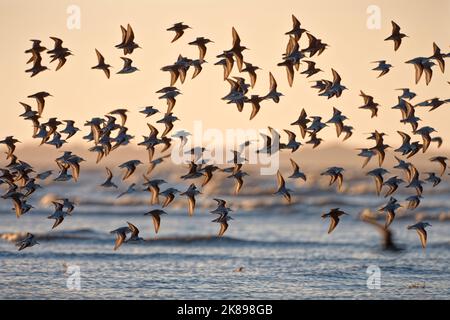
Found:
162,193 -> 175,208
151,214 -> 161,234
127,222 -> 139,238
52,216 -> 64,229
103,67 -> 110,79
218,221 -> 229,237
393,39 -> 402,51
391,21 -> 401,34
249,101 -> 261,120
105,167 -> 113,180
284,129 -> 297,142
413,64 -> 424,84
114,233 -> 126,250
234,175 -> 244,195
269,72 -> 277,91
55,56 -> 67,71
285,62 -> 294,87
171,30 -> 184,43
95,49 -> 105,64
277,170 -> 286,189
416,228 -> 427,249
121,57 -> 133,68
328,216 -> 340,234
424,67 -> 433,85
187,195 -> 196,216
231,27 -> 241,47
290,158 -> 300,172
331,68 -> 341,84
150,185 -> 160,205
12,197 -> 23,218
337,173 -> 344,190
125,24 -> 135,44
198,43 -> 207,60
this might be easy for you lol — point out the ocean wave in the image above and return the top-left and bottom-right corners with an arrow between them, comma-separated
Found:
0,229 -> 361,248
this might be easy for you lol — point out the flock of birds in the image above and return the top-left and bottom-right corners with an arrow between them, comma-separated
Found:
6,16 -> 450,252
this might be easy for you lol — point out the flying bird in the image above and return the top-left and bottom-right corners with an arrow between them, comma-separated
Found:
188,37 -> 213,60
378,197 -> 401,229
100,167 -> 118,188
16,233 -> 39,251
407,222 -> 431,249
384,21 -> 407,51
429,156 -> 447,176
117,57 -> 139,74
110,225 -> 131,251
321,208 -> 348,234
144,209 -> 167,234
167,22 -> 191,43
288,158 -> 306,181
321,167 -> 344,191
115,24 -> 141,55
180,183 -> 201,216
274,170 -> 292,203
92,49 -> 111,78
372,60 -> 393,78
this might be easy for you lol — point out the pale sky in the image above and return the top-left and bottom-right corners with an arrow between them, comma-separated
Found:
0,0 -> 449,151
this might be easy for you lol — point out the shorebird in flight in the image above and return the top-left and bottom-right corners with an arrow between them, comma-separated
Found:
167,22 -> 191,43
285,15 -> 308,41
16,233 -> 39,251
322,208 -> 348,234
143,177 -> 166,205
397,88 -> 416,100
407,222 -> 431,249
263,72 -> 283,103
228,167 -> 249,195
367,168 -> 389,196
384,21 -> 407,51
180,183 -> 201,216
359,91 -> 380,118
47,201 -> 69,229
241,62 -> 260,88
144,209 -> 167,234
117,183 -> 137,198
119,160 -> 142,180
117,57 -> 139,74
429,42 -> 445,73
110,225 -> 131,251
321,167 -> 344,191
210,199 -> 233,237
189,37 -> 213,60
378,197 -> 401,229
290,108 -> 310,139
47,37 -> 72,71
115,24 -> 141,55
425,172 -> 441,187
382,176 -> 404,197
429,156 -> 447,176
288,158 -> 306,181
100,167 -> 118,188
406,195 -> 422,210
301,60 -> 322,78
28,91 -> 52,116
274,170 -> 292,203
405,57 -> 435,85
159,188 -> 180,208
372,60 -> 393,78
92,49 -> 111,78
25,52 -> 48,77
